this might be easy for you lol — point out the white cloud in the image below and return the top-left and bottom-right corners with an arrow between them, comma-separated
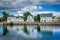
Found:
31,11 -> 60,16
14,11 -> 23,16
21,6 -> 43,11
0,0 -> 60,10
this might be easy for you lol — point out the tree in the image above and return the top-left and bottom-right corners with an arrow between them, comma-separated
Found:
23,12 -> 31,21
2,12 -> 9,21
34,14 -> 40,22
37,14 -> 40,22
34,16 -> 38,22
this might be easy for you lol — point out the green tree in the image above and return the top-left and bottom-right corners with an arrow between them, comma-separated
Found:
37,14 -> 40,22
23,12 -> 31,21
34,16 -> 38,22
34,14 -> 40,22
2,12 -> 9,21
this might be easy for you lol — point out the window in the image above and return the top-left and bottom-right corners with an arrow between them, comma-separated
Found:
42,20 -> 43,22
49,20 -> 51,22
44,20 -> 46,22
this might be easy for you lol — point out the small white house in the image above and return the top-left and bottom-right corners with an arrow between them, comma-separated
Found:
26,15 -> 34,22
40,13 -> 53,22
7,16 -> 24,22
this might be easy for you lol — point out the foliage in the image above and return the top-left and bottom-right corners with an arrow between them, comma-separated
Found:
0,18 -> 2,22
2,12 -> 9,21
34,14 -> 40,22
37,14 -> 40,22
34,16 -> 38,22
23,12 -> 31,21
9,22 -> 13,26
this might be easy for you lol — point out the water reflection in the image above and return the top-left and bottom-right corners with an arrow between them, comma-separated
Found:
0,25 -> 60,40
37,25 -> 40,32
23,24 -> 29,34
3,26 -> 9,35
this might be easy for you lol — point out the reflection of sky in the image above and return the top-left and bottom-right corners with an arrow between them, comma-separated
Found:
0,25 -> 60,39
0,27 -> 3,35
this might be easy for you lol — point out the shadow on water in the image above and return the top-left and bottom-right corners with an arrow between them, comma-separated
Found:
2,26 -> 9,36
23,24 -> 29,34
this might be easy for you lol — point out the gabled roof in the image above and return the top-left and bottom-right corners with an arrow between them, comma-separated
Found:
40,13 -> 53,17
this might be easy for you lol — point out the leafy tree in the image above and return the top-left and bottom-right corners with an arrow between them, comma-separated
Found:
23,12 -> 31,21
34,14 -> 40,22
37,14 -> 40,22
34,16 -> 38,22
2,12 -> 9,21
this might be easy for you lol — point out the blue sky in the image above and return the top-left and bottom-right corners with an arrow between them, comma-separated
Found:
38,4 -> 60,12
0,0 -> 60,17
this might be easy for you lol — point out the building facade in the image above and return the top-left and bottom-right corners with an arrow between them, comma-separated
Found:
7,16 -> 24,22
40,13 -> 53,22
26,15 -> 34,22
53,17 -> 60,23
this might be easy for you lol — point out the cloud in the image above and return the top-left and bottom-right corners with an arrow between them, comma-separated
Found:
21,6 -> 43,11
14,11 -> 23,16
0,0 -> 60,10
31,11 -> 60,16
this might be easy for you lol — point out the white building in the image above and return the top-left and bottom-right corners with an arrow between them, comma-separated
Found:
40,13 -> 53,22
26,15 -> 34,22
7,16 -> 24,22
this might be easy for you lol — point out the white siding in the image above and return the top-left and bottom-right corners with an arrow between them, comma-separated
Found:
40,17 -> 53,22
7,17 -> 24,22
26,16 -> 34,22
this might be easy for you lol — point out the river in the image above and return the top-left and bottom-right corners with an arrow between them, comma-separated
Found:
0,25 -> 60,40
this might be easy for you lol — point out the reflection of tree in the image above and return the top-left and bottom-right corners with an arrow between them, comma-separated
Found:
3,27 -> 9,35
23,24 -> 29,34
37,25 -> 40,32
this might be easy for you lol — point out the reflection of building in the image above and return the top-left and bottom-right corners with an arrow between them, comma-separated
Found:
53,17 -> 60,23
40,26 -> 53,32
40,13 -> 53,22
7,16 -> 24,22
26,15 -> 34,22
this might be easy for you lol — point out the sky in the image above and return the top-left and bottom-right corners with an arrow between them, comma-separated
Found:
0,0 -> 60,17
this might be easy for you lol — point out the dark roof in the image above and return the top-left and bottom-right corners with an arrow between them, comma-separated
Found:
40,13 -> 53,17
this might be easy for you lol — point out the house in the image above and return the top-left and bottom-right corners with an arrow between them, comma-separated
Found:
53,16 -> 60,23
26,15 -> 34,22
7,16 -> 24,22
40,13 -> 53,22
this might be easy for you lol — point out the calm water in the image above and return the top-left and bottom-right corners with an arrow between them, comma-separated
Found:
0,25 -> 60,40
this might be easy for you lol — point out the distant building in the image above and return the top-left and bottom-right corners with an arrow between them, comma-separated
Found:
7,16 -> 24,22
40,13 -> 53,22
26,15 -> 34,22
53,16 -> 60,23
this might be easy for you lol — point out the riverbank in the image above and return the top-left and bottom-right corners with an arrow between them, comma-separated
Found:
0,22 -> 60,26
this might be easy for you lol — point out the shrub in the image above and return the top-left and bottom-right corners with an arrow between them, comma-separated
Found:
9,22 -> 13,26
